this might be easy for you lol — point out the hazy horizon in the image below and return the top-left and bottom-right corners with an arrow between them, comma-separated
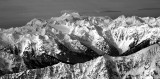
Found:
0,0 -> 160,28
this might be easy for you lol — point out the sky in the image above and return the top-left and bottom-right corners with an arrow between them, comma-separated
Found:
0,0 -> 160,28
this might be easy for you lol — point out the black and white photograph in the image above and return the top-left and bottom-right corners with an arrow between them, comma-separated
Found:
0,0 -> 160,79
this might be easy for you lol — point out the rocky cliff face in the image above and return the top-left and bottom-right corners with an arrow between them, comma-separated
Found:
0,12 -> 160,79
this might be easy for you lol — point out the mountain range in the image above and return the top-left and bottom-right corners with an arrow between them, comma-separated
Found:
0,12 -> 160,79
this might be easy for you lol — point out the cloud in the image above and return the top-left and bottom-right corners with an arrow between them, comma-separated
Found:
138,8 -> 160,11
98,10 -> 121,13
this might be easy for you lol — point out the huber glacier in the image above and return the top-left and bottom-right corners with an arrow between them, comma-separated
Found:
0,12 -> 160,79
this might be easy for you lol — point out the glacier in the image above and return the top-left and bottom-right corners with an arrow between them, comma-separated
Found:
0,12 -> 160,79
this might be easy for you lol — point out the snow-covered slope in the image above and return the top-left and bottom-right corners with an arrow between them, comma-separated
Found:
0,12 -> 160,79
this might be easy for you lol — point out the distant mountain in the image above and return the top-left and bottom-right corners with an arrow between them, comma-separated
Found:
0,12 -> 160,79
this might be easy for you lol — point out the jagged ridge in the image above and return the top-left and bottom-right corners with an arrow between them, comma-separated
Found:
0,12 -> 160,79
